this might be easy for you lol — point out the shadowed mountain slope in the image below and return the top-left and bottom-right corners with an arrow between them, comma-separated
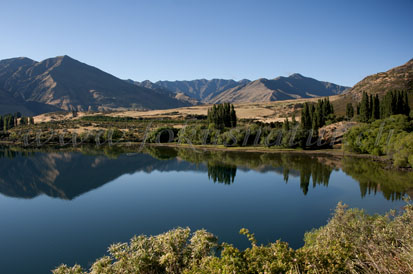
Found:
0,56 -> 191,114
209,73 -> 349,103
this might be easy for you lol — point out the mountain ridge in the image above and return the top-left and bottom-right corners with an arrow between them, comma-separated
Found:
208,73 -> 349,104
0,55 -> 360,115
0,55 -> 192,115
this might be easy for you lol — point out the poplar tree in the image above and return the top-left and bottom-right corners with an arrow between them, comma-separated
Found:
372,94 -> 380,120
207,103 -> 237,129
346,103 -> 354,119
359,92 -> 370,122
230,104 -> 237,127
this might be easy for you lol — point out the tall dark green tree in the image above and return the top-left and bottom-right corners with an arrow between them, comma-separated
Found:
20,116 -> 28,125
372,94 -> 380,120
403,91 -> 410,116
283,117 -> 290,131
369,94 -> 373,119
346,103 -> 354,119
380,90 -> 410,119
291,113 -> 298,126
300,103 -> 312,130
230,104 -> 237,127
359,92 -> 370,122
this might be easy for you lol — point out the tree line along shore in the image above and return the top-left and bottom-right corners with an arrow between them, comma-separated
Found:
1,90 -> 412,168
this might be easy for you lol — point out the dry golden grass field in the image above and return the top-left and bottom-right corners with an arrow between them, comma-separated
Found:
34,95 -> 344,124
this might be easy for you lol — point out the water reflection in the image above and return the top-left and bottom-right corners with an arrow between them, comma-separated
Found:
0,146 -> 412,200
208,164 -> 237,185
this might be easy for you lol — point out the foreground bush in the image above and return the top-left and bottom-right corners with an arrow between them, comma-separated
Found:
53,200 -> 412,274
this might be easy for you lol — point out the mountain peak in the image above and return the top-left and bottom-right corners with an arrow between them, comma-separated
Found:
289,73 -> 304,79
0,56 -> 36,66
54,55 -> 78,63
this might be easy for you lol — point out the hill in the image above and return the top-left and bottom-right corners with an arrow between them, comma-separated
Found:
347,59 -> 413,99
208,73 -> 349,104
0,56 -> 191,115
333,59 -> 413,115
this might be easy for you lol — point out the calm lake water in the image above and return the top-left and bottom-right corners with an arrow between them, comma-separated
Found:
0,146 -> 412,274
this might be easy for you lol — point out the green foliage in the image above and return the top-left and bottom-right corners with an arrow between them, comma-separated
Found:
389,132 -> 413,168
81,115 -> 139,122
19,116 -> 28,125
359,91 -> 371,122
301,200 -> 413,274
358,90 -> 410,123
297,98 -> 335,148
207,103 -> 237,129
344,115 -> 413,164
177,125 -> 212,145
102,128 -> 124,142
380,90 -> 410,119
53,201 -> 413,274
1,113 -> 19,131
301,98 -> 334,131
147,127 -> 180,143
345,103 -> 354,120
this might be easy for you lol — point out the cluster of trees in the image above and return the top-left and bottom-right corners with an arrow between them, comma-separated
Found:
54,202 -> 413,274
177,99 -> 337,149
81,115 -> 139,122
300,98 -> 335,133
19,116 -> 34,125
0,114 -> 17,131
357,91 -> 410,122
0,112 -> 34,131
346,103 -> 355,119
207,103 -> 237,129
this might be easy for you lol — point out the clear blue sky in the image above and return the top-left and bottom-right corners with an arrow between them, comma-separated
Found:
1,0 -> 412,86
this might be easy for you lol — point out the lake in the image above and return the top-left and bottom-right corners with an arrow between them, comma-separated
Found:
0,145 -> 412,274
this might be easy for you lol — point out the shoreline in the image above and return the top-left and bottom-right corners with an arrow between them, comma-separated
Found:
1,139 -> 391,163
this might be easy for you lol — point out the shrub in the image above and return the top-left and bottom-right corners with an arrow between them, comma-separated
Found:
147,127 -> 179,143
344,115 -> 413,161
53,201 -> 413,274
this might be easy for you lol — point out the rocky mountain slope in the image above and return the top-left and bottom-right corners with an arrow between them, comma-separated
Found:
0,56 -> 191,115
127,79 -> 199,105
155,79 -> 251,102
209,73 -> 349,104
332,59 -> 413,115
346,59 -> 412,100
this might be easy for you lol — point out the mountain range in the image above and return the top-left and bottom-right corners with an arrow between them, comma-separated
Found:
0,55 -> 351,115
0,56 -> 191,115
133,75 -> 349,104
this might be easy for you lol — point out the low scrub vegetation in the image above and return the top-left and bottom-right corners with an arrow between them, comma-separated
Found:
80,115 -> 139,122
53,200 -> 412,274
344,114 -> 413,167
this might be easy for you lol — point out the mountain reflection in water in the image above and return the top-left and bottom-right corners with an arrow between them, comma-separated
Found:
0,146 -> 412,201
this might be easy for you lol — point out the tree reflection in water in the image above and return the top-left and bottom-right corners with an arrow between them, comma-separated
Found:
0,145 -> 412,200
